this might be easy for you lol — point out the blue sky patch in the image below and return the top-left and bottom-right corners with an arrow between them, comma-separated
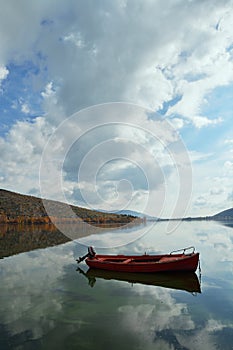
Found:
0,61 -> 45,134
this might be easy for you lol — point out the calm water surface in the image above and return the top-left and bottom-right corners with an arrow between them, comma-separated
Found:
0,221 -> 233,349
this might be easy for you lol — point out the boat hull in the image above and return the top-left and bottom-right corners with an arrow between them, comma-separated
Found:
86,252 -> 199,273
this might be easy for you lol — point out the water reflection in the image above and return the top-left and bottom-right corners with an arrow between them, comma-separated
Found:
0,224 -> 70,258
219,220 -> 233,229
0,220 -> 145,259
0,221 -> 233,349
77,267 -> 201,294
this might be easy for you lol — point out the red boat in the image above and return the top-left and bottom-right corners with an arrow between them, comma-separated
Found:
77,246 -> 199,273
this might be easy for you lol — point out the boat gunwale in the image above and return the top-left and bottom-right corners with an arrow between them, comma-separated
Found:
86,252 -> 199,266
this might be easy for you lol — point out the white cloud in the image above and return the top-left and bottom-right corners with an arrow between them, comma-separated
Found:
0,65 -> 8,83
210,187 -> 224,195
224,139 -> 233,145
0,0 -> 230,124
0,117 -> 52,195
37,103 -> 193,220
194,196 -> 207,207
189,153 -> 233,216
0,0 -> 232,122
41,81 -> 55,99
192,116 -> 223,129
224,160 -> 233,173
21,102 -> 30,114
63,32 -> 85,48
0,1 -> 232,216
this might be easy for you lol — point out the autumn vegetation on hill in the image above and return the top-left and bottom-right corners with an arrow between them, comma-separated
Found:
0,189 -> 138,225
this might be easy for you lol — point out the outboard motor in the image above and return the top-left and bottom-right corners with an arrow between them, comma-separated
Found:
88,246 -> 96,258
76,246 -> 96,264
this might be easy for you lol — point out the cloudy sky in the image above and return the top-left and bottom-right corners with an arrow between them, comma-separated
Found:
0,0 -> 233,217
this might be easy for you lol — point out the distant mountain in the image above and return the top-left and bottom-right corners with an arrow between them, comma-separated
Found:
212,208 -> 233,220
0,189 -> 138,225
180,207 -> 233,222
113,210 -> 158,220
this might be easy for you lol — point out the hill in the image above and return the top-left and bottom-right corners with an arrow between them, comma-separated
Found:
115,210 -> 157,220
212,208 -> 233,220
0,189 -> 137,225
178,207 -> 233,222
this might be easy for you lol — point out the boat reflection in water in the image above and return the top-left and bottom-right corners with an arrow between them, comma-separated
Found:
77,267 -> 201,294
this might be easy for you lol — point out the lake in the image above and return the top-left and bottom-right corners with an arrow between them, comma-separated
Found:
0,220 -> 233,349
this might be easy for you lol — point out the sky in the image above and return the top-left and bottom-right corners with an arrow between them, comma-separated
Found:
0,0 -> 233,218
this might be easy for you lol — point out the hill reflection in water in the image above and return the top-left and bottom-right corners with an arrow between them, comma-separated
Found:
0,221 -> 141,258
0,224 -> 70,258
